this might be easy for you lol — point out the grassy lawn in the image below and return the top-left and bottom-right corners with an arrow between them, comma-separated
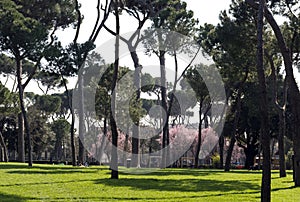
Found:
0,163 -> 299,201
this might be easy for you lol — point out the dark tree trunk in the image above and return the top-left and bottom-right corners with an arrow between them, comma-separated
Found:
267,50 -> 287,178
159,49 -> 168,168
16,56 -> 32,167
195,102 -> 203,168
257,1 -> 271,201
219,133 -> 224,169
244,147 -> 256,169
123,133 -> 129,166
98,116 -> 107,164
225,91 -> 242,172
130,50 -> 141,168
17,113 -> 25,162
111,2 -> 120,179
70,110 -> 77,166
62,77 -> 77,166
225,137 -> 236,171
0,131 -> 8,162
278,112 -> 286,177
78,73 -> 86,164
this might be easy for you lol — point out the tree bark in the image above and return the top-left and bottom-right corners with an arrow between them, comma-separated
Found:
195,101 -> 203,168
111,1 -> 120,179
219,133 -> 224,169
16,56 -> 32,167
159,49 -> 168,168
0,131 -> 8,162
278,112 -> 286,177
244,146 -> 257,169
78,73 -> 86,164
98,116 -> 107,164
257,1 -> 271,201
267,50 -> 287,178
17,113 -> 25,162
224,91 -> 242,172
130,50 -> 141,168
62,77 -> 77,166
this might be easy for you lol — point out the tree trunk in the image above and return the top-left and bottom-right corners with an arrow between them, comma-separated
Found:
219,133 -> 224,169
267,49 -> 287,178
62,77 -> 77,166
224,92 -> 242,171
111,2 -> 120,179
17,113 -> 25,162
195,101 -> 203,168
78,73 -> 86,164
225,137 -> 236,171
130,50 -> 141,168
98,116 -> 107,164
123,133 -> 129,166
278,112 -> 286,177
16,57 -> 32,167
257,1 -> 271,201
159,49 -> 168,168
0,131 -> 8,162
244,146 -> 256,169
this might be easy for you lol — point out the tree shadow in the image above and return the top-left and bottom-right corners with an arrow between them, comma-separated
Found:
272,186 -> 299,192
1,163 -> 109,175
0,192 -> 26,202
0,163 -> 28,170
118,168 -> 262,177
0,163 -> 108,171
6,168 -> 100,175
0,179 -> 93,187
118,168 -> 218,177
94,177 -> 260,193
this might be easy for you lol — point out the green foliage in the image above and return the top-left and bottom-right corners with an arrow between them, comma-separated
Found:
27,107 -> 55,156
35,94 -> 61,114
0,83 -> 18,115
51,119 -> 71,140
211,153 -> 221,169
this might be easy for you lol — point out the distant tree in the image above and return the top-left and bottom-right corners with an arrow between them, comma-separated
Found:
51,119 -> 71,161
0,83 -> 18,162
144,0 -> 198,167
183,64 -> 212,168
0,0 -> 77,166
198,0 -> 257,171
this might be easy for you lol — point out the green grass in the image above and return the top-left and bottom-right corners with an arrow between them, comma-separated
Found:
0,163 -> 299,201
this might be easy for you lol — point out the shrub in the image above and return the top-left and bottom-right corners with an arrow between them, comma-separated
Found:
212,153 -> 221,168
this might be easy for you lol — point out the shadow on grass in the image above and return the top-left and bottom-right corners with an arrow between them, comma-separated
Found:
0,163 -> 29,170
118,168 -> 262,177
6,168 -> 101,175
0,163 -> 109,175
0,192 -> 26,202
94,177 -> 260,193
0,179 -> 93,187
272,186 -> 299,192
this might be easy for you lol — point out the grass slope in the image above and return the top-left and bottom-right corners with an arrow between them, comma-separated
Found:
0,163 -> 299,201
